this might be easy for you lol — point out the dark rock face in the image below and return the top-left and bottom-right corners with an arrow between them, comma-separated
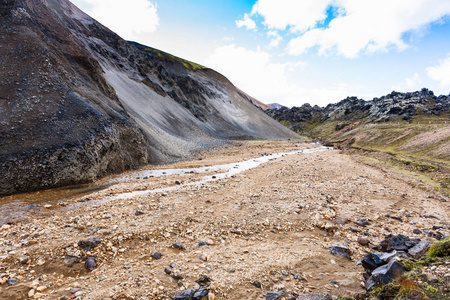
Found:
78,237 -> 101,250
0,0 -> 296,196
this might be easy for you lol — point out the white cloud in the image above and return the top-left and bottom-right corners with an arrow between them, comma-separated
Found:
267,31 -> 283,48
204,44 -> 358,107
405,73 -> 422,88
223,36 -> 235,42
247,0 -> 450,58
70,0 -> 159,39
252,0 -> 330,32
236,13 -> 257,30
426,55 -> 450,87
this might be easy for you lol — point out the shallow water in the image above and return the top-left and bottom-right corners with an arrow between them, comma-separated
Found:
0,145 -> 331,224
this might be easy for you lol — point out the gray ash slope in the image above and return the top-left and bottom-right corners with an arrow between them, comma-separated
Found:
0,0 -> 297,196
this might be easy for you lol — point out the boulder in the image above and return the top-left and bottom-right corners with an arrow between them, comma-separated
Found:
365,258 -> 406,291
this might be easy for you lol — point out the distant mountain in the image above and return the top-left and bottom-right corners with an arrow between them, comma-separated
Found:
0,0 -> 297,195
268,103 -> 285,109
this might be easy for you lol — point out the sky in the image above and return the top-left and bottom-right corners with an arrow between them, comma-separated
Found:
70,0 -> 450,107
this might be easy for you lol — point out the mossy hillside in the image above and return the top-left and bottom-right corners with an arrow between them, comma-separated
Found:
143,47 -> 207,71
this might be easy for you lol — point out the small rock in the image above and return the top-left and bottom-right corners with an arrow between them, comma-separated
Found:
78,237 -> 101,250
226,267 -> 236,273
199,253 -> 208,261
151,252 -> 162,260
408,241 -> 431,259
355,218 -> 369,227
206,239 -> 215,245
44,204 -> 52,209
19,256 -> 29,264
74,291 -> 84,297
413,229 -> 422,234
64,257 -> 79,267
135,210 -> 145,216
198,241 -> 207,246
196,275 -> 212,286
164,268 -> 172,275
7,278 -> 19,285
332,217 -> 349,225
36,286 -> 47,292
28,289 -> 35,298
172,243 -> 185,250
193,286 -> 209,298
266,289 -> 285,300
171,289 -> 194,300
171,273 -> 184,280
357,237 -> 370,246
329,245 -> 352,260
252,281 -> 262,288
85,257 -> 97,271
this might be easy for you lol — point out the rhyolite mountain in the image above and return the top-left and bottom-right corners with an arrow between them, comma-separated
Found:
0,0 -> 297,196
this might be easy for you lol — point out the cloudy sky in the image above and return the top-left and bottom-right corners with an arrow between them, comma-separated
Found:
70,0 -> 450,107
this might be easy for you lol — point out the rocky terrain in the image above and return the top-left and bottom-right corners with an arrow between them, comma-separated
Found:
0,0 -> 296,196
267,89 -> 450,130
266,89 -> 450,196
0,140 -> 448,300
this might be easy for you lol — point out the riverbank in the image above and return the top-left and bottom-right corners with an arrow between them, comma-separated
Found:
0,140 -> 448,299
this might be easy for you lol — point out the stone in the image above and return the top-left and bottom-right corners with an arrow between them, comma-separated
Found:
171,289 -> 194,300
198,241 -> 207,246
173,243 -> 185,250
252,281 -> 262,288
357,253 -> 382,273
297,295 -> 332,300
357,237 -> 370,246
413,229 -> 422,234
379,234 -> 410,252
28,289 -> 35,298
135,210 -> 145,216
196,275 -> 212,286
19,256 -> 29,264
199,253 -> 208,261
85,257 -> 97,271
329,245 -> 352,260
7,278 -> 19,285
78,237 -> 101,250
171,273 -> 184,280
365,259 -> 406,291
65,257 -> 79,267
164,268 -> 172,275
355,218 -> 369,227
193,286 -> 208,298
408,241 -> 431,259
36,286 -> 47,292
332,217 -> 349,225
74,291 -> 84,297
151,252 -> 162,260
266,290 -> 285,300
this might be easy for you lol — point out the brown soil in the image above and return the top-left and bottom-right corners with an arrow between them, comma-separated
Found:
0,140 -> 448,300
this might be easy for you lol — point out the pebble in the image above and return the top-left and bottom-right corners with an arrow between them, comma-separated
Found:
74,291 -> 83,297
85,257 -> 97,271
357,237 -> 370,246
172,243 -> 185,250
151,251 -> 162,260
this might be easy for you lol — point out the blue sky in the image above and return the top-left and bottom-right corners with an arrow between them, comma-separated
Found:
70,0 -> 450,107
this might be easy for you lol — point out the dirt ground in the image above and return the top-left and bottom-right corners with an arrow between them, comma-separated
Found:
0,140 -> 448,300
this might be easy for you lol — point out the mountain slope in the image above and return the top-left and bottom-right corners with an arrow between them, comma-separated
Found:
0,0 -> 297,195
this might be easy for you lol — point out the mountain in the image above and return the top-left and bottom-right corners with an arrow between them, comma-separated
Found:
0,0 -> 297,196
268,103 -> 285,109
235,87 -> 271,110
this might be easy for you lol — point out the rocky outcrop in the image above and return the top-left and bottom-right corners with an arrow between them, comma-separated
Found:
0,0 -> 297,195
267,89 -> 450,130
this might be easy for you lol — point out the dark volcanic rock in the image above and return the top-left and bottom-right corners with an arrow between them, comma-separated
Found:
365,259 -> 406,291
0,0 -> 297,196
297,295 -> 332,300
85,256 -> 97,271
78,237 -> 101,250
151,251 -> 162,260
266,290 -> 285,300
379,234 -> 418,252
329,245 -> 352,259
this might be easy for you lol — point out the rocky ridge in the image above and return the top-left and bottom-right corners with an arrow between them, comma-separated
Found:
267,89 -> 450,132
